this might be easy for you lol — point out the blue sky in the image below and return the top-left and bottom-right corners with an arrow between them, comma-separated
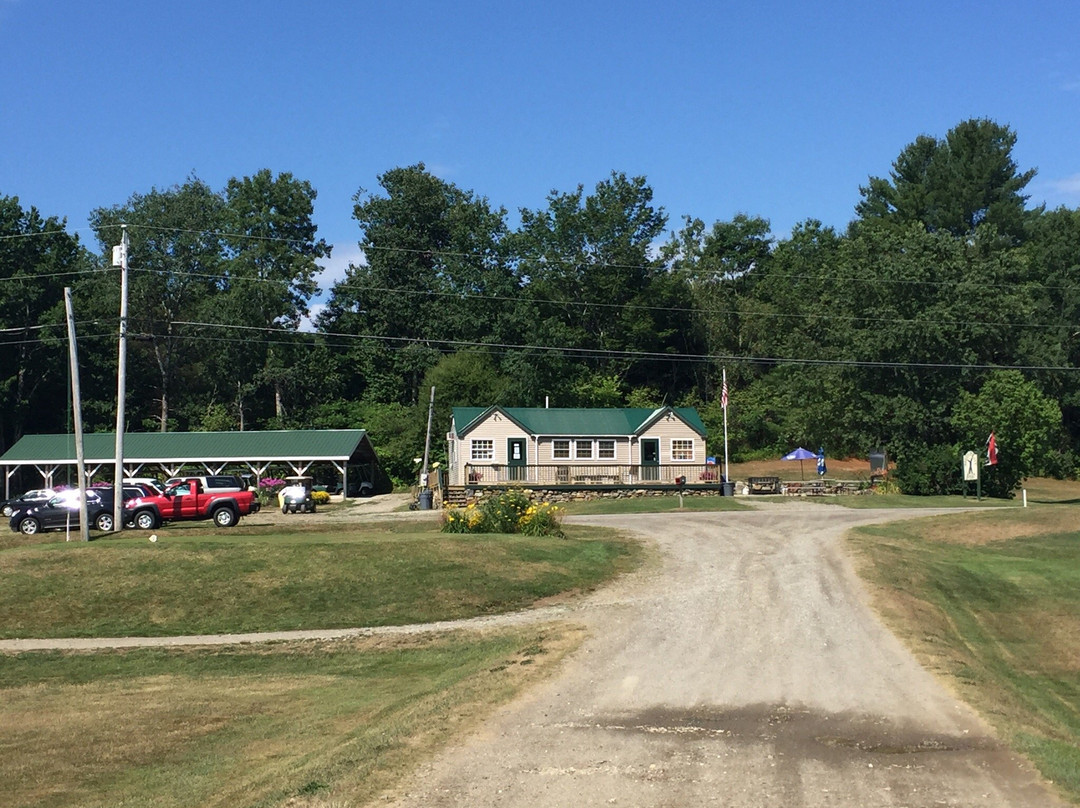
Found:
2,1 -> 1078,307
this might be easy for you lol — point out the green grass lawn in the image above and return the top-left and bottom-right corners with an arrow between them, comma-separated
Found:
559,494 -> 748,515
0,516 -> 632,807
807,492 -> 1015,509
0,521 -> 638,639
1,628 -> 577,808
849,505 -> 1080,803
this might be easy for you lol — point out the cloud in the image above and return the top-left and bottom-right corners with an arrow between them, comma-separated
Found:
314,242 -> 365,293
298,243 -> 366,333
1048,173 -> 1080,196
298,303 -> 325,334
1034,173 -> 1080,207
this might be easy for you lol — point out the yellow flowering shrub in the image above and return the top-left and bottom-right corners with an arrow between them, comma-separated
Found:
441,492 -> 563,537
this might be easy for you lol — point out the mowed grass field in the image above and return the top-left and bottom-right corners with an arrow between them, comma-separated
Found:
0,517 -> 636,808
4,480 -> 1078,806
0,520 -> 636,639
848,488 -> 1080,803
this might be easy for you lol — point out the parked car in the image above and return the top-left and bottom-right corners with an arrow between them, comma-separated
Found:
123,477 -> 166,495
163,474 -> 248,493
10,489 -> 111,534
124,478 -> 260,530
1,488 -> 57,517
9,486 -> 150,535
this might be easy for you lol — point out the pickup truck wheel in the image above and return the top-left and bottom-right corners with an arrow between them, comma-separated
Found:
95,512 -> 114,532
213,507 -> 237,528
18,517 -> 40,535
134,510 -> 158,530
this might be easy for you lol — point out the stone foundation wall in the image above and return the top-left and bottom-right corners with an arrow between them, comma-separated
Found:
458,487 -> 727,504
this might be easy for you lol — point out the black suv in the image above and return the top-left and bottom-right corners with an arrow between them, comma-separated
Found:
8,486 -> 147,535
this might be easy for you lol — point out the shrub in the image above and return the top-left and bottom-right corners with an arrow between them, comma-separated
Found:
441,491 -> 563,537
518,501 -> 564,537
442,502 -> 487,533
479,489 -> 531,534
893,443 -> 962,496
258,477 -> 287,507
312,490 -> 331,505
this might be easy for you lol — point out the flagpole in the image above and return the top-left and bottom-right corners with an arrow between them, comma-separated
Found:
722,368 -> 730,485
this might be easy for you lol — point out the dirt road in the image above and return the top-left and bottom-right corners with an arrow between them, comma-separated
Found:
383,504 -> 1064,807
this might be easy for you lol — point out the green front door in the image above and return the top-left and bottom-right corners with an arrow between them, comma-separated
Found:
641,438 -> 660,481
508,438 -> 527,481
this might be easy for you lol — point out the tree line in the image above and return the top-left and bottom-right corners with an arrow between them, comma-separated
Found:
2,119 -> 1077,494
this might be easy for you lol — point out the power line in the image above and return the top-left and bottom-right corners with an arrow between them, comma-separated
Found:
12,219 -> 1079,293
67,264 -> 1067,333
166,320 -> 1080,373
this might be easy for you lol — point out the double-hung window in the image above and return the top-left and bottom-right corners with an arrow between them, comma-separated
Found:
552,439 -> 571,459
575,440 -> 593,459
597,439 -> 616,459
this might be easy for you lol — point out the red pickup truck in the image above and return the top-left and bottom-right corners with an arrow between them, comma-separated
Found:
123,478 -> 260,530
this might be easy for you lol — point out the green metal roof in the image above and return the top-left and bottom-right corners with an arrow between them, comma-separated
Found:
0,429 -> 372,464
452,407 -> 707,438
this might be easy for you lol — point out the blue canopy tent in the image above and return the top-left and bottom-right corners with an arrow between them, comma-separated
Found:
781,447 -> 816,479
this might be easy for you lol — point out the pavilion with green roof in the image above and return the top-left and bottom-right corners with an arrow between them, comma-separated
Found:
0,429 -> 384,498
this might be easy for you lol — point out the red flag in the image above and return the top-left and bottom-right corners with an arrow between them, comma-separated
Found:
721,371 -> 729,410
986,432 -> 998,466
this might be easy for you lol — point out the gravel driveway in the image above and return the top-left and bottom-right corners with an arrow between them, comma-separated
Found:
382,503 -> 1064,807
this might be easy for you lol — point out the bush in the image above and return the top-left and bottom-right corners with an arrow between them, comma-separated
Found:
312,490 -> 331,505
258,477 -> 287,507
442,502 -> 487,533
893,443 -> 962,496
442,491 -> 563,537
518,501 -> 564,537
479,489 -> 531,534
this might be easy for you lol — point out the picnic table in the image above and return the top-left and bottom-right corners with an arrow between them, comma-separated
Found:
785,480 -> 826,495
747,476 -> 781,494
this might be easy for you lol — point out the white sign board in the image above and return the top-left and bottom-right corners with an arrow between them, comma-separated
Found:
962,451 -> 979,482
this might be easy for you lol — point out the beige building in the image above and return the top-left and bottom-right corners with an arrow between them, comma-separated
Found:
447,406 -> 714,487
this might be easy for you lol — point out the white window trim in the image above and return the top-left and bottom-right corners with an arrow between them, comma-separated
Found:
670,438 -> 695,462
470,439 -> 494,461
549,437 -> 623,461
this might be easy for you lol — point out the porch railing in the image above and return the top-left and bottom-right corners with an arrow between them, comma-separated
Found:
461,463 -> 723,486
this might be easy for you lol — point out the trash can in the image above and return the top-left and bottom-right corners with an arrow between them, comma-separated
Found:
721,482 -> 736,497
418,489 -> 433,510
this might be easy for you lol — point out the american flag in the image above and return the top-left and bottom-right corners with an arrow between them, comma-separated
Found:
721,371 -> 729,410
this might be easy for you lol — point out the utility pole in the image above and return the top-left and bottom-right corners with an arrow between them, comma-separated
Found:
64,288 -> 89,541
112,226 -> 129,531
416,386 -> 436,510
421,385 -> 435,483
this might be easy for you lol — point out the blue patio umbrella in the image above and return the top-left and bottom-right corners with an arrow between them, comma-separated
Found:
817,446 -> 827,477
781,447 -> 816,479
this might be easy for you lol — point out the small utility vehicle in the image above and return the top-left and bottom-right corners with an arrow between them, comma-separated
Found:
280,476 -> 316,514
